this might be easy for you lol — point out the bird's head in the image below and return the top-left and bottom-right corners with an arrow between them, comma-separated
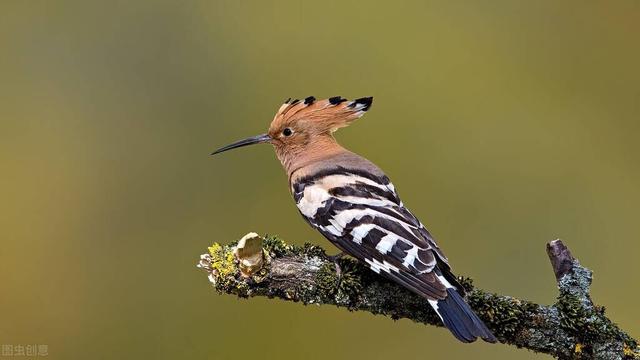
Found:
212,96 -> 373,171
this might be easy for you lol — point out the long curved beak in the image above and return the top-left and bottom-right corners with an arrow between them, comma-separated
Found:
211,133 -> 271,155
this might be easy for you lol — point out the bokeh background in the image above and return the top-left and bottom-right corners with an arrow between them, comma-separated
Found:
1,1 -> 639,359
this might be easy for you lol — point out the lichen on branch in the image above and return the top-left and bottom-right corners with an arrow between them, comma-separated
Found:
197,235 -> 638,360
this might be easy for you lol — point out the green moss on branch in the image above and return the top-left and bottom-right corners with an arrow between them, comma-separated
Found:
197,235 -> 638,360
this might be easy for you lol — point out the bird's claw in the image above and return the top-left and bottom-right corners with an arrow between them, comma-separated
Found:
328,252 -> 347,278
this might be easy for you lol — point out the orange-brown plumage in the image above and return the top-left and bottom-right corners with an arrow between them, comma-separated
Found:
267,96 -> 373,182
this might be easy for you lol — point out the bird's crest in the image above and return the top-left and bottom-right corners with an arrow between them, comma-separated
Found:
269,96 -> 373,134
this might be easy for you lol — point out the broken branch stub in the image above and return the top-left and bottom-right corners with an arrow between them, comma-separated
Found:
234,232 -> 265,277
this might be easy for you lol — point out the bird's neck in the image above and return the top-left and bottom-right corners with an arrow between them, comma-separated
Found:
276,135 -> 348,183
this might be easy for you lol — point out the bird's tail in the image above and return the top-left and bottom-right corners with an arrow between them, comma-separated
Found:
430,288 -> 497,343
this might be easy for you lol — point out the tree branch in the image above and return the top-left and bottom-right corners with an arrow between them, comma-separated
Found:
197,234 -> 638,359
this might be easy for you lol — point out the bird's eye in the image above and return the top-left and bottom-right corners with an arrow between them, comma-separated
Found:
282,128 -> 293,137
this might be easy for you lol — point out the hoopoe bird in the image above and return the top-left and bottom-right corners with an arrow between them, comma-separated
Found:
212,96 -> 497,343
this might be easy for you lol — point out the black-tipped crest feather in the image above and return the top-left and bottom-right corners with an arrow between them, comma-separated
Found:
329,96 -> 347,105
355,96 -> 373,111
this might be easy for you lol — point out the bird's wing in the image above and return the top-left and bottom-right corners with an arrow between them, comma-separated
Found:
293,167 -> 453,300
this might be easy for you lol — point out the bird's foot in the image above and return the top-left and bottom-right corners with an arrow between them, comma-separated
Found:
327,252 -> 347,277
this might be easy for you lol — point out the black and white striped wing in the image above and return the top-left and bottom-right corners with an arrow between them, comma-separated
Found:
293,168 -> 451,301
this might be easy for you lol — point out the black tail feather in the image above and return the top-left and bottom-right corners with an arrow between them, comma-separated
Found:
436,288 -> 497,343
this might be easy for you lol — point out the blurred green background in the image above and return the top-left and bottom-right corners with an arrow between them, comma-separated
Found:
1,1 -> 638,359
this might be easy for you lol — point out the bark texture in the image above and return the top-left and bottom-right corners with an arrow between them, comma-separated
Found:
197,236 -> 638,359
